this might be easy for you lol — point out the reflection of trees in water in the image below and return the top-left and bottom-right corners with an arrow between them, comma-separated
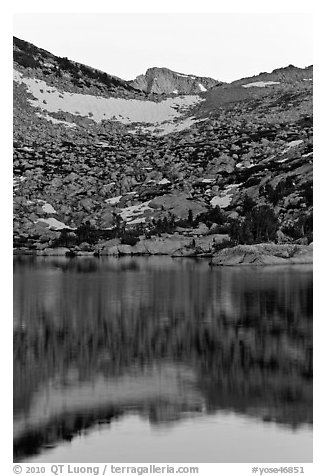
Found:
13,259 -> 312,457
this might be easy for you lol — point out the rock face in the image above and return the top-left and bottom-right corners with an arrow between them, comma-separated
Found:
149,192 -> 208,219
130,67 -> 221,95
211,244 -> 313,266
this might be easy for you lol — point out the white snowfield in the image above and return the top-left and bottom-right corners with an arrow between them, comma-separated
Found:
210,184 -> 240,209
287,140 -> 304,148
42,203 -> 57,214
127,217 -> 147,225
176,73 -> 196,79
105,195 -> 122,205
36,112 -> 77,128
236,162 -> 255,169
198,83 -> 207,92
140,117 -> 207,136
225,183 -> 243,190
158,178 -> 171,185
277,157 -> 289,164
36,218 -> 72,230
14,70 -> 202,126
210,195 -> 232,209
200,178 -> 215,184
242,81 -> 280,88
281,139 -> 304,155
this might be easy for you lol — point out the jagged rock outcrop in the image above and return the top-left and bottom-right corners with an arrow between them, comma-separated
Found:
130,67 -> 221,95
149,191 -> 208,219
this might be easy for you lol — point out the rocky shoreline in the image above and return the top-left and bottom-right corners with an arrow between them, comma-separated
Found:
210,243 -> 313,266
13,233 -> 228,257
14,239 -> 313,266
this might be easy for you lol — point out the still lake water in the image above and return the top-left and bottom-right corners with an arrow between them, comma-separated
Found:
13,256 -> 313,463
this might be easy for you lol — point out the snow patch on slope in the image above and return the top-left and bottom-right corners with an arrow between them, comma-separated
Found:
158,178 -> 171,185
105,195 -> 122,205
242,81 -> 280,88
36,112 -> 77,128
127,217 -> 147,225
14,70 -> 203,126
210,195 -> 232,209
281,140 -> 304,155
210,184 -> 241,209
176,73 -> 196,79
36,218 -> 72,230
139,117 -> 207,136
42,203 -> 57,214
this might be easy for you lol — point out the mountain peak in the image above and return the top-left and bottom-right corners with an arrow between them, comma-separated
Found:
130,67 -> 222,95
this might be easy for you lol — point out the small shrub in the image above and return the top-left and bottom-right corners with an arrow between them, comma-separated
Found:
242,195 -> 256,214
79,242 -> 92,251
261,178 -> 295,206
14,51 -> 40,69
229,218 -> 254,244
196,206 -> 226,227
282,213 -> 313,242
212,240 -> 236,252
120,234 -> 140,246
228,205 -> 278,244
249,205 -> 278,242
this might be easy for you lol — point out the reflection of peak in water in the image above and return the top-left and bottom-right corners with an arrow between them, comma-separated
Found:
199,368 -> 312,429
14,404 -> 207,462
14,363 -> 203,437
14,259 -> 312,459
13,363 -> 204,461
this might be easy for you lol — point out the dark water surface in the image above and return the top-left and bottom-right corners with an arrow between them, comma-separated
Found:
13,256 -> 313,462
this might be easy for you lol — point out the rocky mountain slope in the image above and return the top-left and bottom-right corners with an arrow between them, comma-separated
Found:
130,66 -> 221,95
13,36 -> 146,100
13,37 -> 313,255
231,64 -> 313,87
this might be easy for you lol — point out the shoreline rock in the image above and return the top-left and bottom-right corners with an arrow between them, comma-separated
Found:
14,240 -> 313,265
210,243 -> 313,266
13,234 -> 228,257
